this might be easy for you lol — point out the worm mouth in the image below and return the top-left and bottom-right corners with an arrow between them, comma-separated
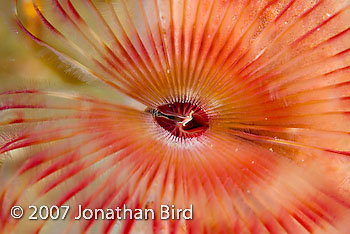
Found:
147,103 -> 209,138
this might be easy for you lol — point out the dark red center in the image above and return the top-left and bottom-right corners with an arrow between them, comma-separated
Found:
150,103 -> 209,138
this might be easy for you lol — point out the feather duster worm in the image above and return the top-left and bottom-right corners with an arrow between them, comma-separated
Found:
1,0 -> 350,233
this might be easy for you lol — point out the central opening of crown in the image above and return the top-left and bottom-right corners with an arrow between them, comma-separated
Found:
149,102 -> 209,138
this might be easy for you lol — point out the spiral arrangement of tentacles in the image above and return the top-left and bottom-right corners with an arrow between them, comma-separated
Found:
1,0 -> 350,233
